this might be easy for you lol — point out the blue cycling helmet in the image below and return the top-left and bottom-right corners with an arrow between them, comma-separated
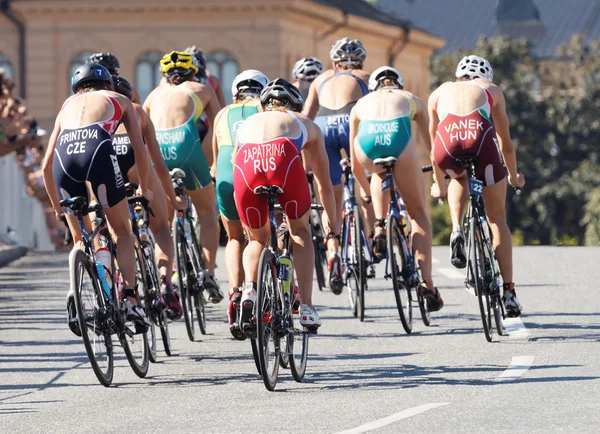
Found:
71,63 -> 113,93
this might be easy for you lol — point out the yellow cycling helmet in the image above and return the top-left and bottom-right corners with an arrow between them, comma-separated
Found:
160,51 -> 199,75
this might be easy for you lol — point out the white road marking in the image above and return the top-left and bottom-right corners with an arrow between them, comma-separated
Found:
334,403 -> 450,434
437,267 -> 465,279
495,356 -> 535,382
503,317 -> 530,340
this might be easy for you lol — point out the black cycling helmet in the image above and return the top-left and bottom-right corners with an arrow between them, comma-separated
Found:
112,75 -> 133,101
184,45 -> 208,81
71,63 -> 113,93
260,78 -> 304,112
87,52 -> 120,75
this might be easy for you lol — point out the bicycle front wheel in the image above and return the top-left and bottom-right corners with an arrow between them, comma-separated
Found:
256,249 -> 281,391
174,222 -> 196,342
352,206 -> 366,321
470,218 -> 493,342
387,216 -> 413,333
71,249 -> 114,386
140,241 -> 158,363
190,233 -> 207,335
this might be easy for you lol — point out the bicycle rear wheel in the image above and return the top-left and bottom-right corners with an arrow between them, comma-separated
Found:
159,311 -> 172,355
250,339 -> 261,375
122,246 -> 150,378
470,218 -> 493,342
311,217 -> 326,291
387,216 -> 413,333
190,233 -> 207,335
71,249 -> 114,386
289,310 -> 309,382
141,241 -> 159,363
174,223 -> 196,342
256,248 -> 281,391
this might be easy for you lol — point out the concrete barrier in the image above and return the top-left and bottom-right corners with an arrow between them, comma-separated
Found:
0,245 -> 28,267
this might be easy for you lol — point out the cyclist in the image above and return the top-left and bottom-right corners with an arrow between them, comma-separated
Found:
111,75 -> 186,320
184,46 -> 226,107
429,55 -> 525,317
233,78 -> 338,331
87,52 -> 142,104
292,57 -> 324,100
213,69 -> 269,339
349,66 -> 443,312
303,37 -> 371,295
143,51 -> 224,303
41,63 -> 151,333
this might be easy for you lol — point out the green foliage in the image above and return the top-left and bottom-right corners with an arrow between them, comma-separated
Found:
430,35 -> 600,245
431,199 -> 452,245
583,187 -> 600,246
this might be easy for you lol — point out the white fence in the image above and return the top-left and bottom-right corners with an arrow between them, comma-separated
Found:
0,154 -> 53,251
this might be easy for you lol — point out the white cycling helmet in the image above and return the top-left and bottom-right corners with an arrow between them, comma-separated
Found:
368,66 -> 404,91
330,37 -> 367,65
292,57 -> 324,81
231,69 -> 269,98
455,55 -> 494,81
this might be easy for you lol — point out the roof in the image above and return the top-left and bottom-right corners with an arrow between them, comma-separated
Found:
376,0 -> 600,57
308,0 -> 411,32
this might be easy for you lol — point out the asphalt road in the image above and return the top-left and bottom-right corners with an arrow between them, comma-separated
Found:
1,247 -> 599,433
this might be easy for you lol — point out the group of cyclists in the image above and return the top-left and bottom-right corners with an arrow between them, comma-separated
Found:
41,36 -> 525,346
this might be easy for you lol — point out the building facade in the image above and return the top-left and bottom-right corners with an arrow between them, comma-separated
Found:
0,0 -> 444,134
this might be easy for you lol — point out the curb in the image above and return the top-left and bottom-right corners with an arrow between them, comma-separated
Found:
0,245 -> 28,267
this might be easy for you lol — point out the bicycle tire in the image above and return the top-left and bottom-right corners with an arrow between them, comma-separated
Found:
122,246 -> 150,378
351,206 -> 365,321
387,216 -> 413,333
141,242 -> 159,363
289,310 -> 309,382
71,249 -> 114,386
174,222 -> 196,342
471,216 -> 493,342
159,311 -> 172,355
312,219 -> 326,291
250,338 -> 262,375
256,248 -> 280,391
483,234 -> 504,336
341,215 -> 357,317
189,232 -> 207,335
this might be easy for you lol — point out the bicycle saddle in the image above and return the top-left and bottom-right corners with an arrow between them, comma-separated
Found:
373,156 -> 398,168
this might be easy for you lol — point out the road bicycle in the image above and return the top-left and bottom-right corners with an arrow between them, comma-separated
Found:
339,158 -> 375,321
306,171 -> 327,291
61,196 -> 149,386
125,184 -> 170,361
250,185 -> 320,391
171,169 -> 208,342
455,156 -> 505,342
375,157 -> 431,333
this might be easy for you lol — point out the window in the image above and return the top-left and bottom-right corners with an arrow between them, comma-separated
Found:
68,51 -> 94,94
0,53 -> 13,78
206,51 -> 239,104
136,51 -> 163,103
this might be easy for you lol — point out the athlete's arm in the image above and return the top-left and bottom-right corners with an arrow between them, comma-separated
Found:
131,87 -> 142,105
212,107 -> 227,179
302,79 -> 320,120
301,115 -> 339,234
41,114 -> 63,217
348,106 -> 370,195
139,108 -> 183,209
491,86 -> 524,187
212,76 -> 226,108
142,87 -> 158,115
121,96 -> 152,200
427,88 -> 447,197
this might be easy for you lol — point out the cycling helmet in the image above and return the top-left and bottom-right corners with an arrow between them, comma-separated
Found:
87,52 -> 120,75
292,57 -> 324,81
260,78 -> 304,112
184,46 -> 207,68
330,37 -> 367,65
112,75 -> 133,101
160,51 -> 198,76
368,66 -> 404,91
455,55 -> 494,81
232,69 -> 269,98
71,63 -> 113,93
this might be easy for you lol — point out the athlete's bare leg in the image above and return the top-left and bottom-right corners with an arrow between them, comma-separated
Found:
482,179 -> 513,282
288,213 -> 314,306
448,174 -> 469,230
242,223 -> 270,283
222,216 -> 245,292
187,184 -> 219,273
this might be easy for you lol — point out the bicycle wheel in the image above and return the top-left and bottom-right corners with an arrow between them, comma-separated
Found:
311,219 -> 326,291
256,248 -> 281,391
71,249 -> 114,386
159,311 -> 172,355
289,310 -> 309,382
352,206 -> 366,321
141,242 -> 158,363
250,338 -> 261,375
174,223 -> 196,341
417,286 -> 431,327
122,246 -> 150,378
483,238 -> 504,336
470,217 -> 493,342
189,233 -> 207,335
387,216 -> 413,333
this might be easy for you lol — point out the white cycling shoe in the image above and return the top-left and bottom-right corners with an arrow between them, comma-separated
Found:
299,304 -> 322,329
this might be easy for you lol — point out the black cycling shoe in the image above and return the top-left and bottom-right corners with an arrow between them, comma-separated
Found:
203,272 -> 224,304
450,230 -> 467,269
228,288 -> 245,341
161,280 -> 183,321
66,292 -> 81,337
372,232 -> 387,264
328,254 -> 344,295
419,284 -> 444,312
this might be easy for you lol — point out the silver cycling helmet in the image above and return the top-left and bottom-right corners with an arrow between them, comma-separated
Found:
292,57 -> 324,81
455,55 -> 494,81
260,78 -> 304,112
329,37 -> 367,66
231,69 -> 269,99
368,66 -> 404,91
